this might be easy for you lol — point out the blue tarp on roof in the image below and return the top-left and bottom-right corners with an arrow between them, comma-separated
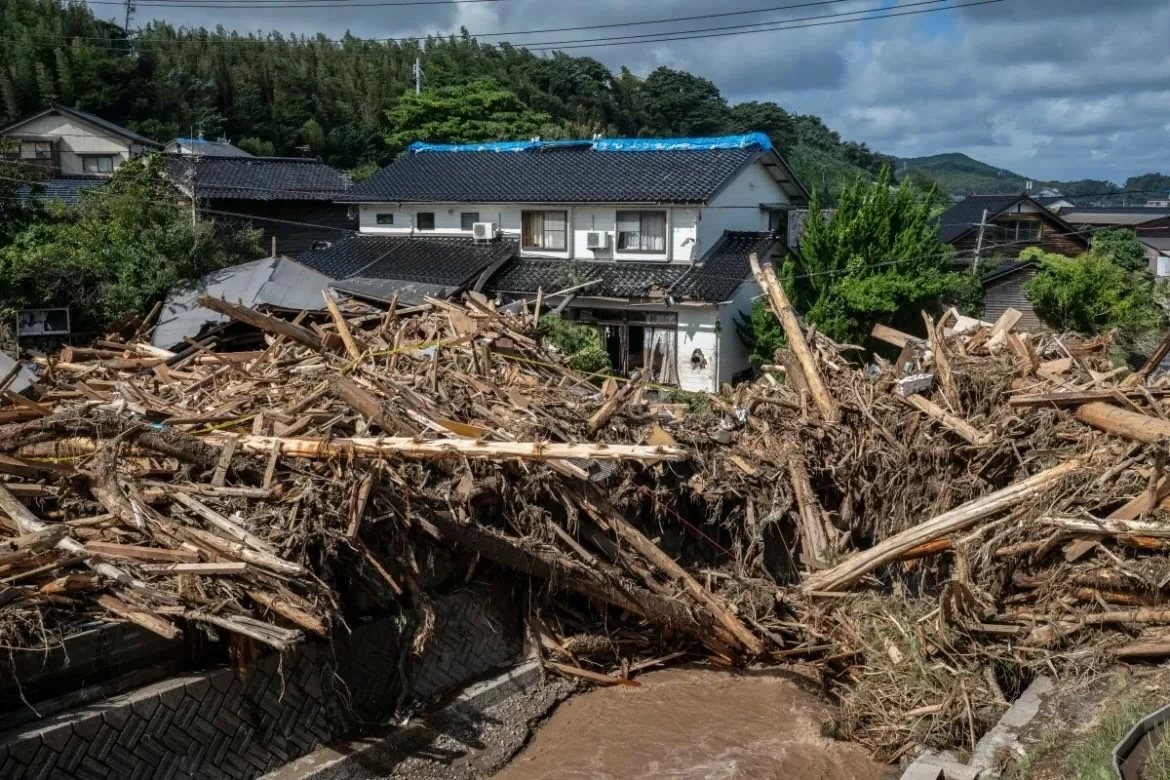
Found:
408,132 -> 772,155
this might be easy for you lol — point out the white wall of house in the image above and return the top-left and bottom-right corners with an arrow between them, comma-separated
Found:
675,305 -> 720,392
1,113 -> 141,175
696,160 -> 786,255
358,203 -> 700,263
715,281 -> 760,386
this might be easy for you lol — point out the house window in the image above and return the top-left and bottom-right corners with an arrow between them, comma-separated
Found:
617,211 -> 667,252
460,212 -> 480,231
375,213 -> 394,225
20,142 -> 52,160
82,155 -> 116,174
999,220 -> 1041,242
522,210 -> 568,251
416,212 -> 435,230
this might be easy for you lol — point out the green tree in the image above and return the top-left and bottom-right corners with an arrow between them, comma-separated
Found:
639,67 -> 728,136
541,314 -> 609,373
236,137 -> 276,157
726,101 -> 797,151
384,79 -> 553,155
0,156 -> 261,329
1023,247 -> 1164,334
1091,228 -> 1148,275
776,167 -> 971,345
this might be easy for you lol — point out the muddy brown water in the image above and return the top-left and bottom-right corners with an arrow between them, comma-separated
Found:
494,667 -> 895,780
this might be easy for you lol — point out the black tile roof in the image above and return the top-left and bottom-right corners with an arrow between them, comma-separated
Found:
345,144 -> 760,204
673,231 -> 779,301
484,258 -> 688,300
15,175 -> 106,205
166,155 -> 351,201
938,194 -> 1028,244
297,234 -> 517,289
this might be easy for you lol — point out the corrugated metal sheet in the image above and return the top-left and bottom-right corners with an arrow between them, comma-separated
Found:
152,256 -> 334,348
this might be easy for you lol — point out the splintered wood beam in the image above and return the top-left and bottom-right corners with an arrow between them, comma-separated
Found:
323,292 -> 362,360
1010,389 -> 1170,408
1075,402 -> 1170,443
802,459 -> 1082,593
903,394 -> 989,446
749,253 -> 835,421
226,435 -> 686,464
923,312 -> 961,414
196,295 -> 324,351
96,594 -> 182,640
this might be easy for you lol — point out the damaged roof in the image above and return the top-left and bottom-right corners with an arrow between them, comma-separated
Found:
483,231 -> 778,303
344,133 -> 807,204
166,155 -> 351,201
15,176 -> 106,205
298,234 -> 518,304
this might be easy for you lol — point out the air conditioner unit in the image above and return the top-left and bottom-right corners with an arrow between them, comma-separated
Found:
586,231 -> 609,250
472,222 -> 497,241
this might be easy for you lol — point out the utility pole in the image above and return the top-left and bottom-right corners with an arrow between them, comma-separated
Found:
972,208 -> 989,274
412,57 -> 423,95
123,0 -> 136,32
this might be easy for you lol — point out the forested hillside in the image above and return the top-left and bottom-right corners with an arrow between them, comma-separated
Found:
897,153 -> 1170,204
0,0 -> 890,198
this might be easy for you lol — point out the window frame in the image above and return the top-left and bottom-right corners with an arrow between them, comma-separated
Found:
81,155 -> 116,174
416,212 -> 436,231
375,213 -> 395,225
460,211 -> 481,231
521,209 -> 569,252
20,141 -> 52,160
616,210 -> 668,254
1000,219 -> 1041,242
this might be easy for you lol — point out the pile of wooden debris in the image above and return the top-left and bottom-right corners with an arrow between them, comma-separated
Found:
3,257 -> 1170,761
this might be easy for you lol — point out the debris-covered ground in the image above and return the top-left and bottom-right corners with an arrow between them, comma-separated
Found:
5,258 -> 1170,763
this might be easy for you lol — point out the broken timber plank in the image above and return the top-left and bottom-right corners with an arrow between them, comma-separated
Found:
86,541 -> 201,563
1010,389 -> 1170,408
225,435 -> 686,464
196,295 -> 324,351
903,394 -> 989,446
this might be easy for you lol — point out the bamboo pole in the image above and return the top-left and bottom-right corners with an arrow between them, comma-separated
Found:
749,253 -> 835,421
803,459 -> 1082,593
225,434 -> 686,464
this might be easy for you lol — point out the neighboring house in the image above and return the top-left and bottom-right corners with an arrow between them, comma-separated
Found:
0,105 -> 159,177
166,155 -> 353,258
1059,206 -> 1170,228
164,136 -> 254,158
1134,216 -> 1170,277
939,194 -> 1091,331
318,133 -> 808,391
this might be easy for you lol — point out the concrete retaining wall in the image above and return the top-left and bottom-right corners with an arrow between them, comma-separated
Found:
0,582 -> 521,780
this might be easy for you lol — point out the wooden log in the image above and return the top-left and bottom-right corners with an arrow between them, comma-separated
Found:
96,594 -> 182,640
1121,329 -> 1170,389
140,562 -> 248,574
86,542 -> 201,563
1075,402 -> 1170,443
1115,641 -> 1170,659
903,394 -> 989,446
323,292 -> 362,360
924,312 -> 961,413
0,484 -> 144,589
1041,515 -> 1170,538
574,490 -> 764,656
169,491 -> 275,554
40,574 -> 101,594
196,295 -> 324,351
1010,389 -> 1170,408
329,375 -> 400,434
181,526 -> 303,576
246,589 -> 329,636
803,460 -> 1081,593
787,451 -> 832,569
750,253 -> 835,421
226,434 -> 686,464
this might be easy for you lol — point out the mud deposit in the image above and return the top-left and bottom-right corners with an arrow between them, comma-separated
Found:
494,667 -> 894,780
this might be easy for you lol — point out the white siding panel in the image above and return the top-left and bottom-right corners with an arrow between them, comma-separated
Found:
716,281 -> 759,385
676,306 -> 719,392
697,161 -> 788,255
5,114 -> 133,175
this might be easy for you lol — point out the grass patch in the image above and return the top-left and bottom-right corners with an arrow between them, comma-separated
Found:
1066,692 -> 1152,780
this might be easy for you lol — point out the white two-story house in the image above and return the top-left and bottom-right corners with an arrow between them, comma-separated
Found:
0,105 -> 161,204
298,133 -> 808,391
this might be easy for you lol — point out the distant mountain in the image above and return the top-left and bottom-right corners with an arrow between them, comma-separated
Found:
895,153 -> 1170,206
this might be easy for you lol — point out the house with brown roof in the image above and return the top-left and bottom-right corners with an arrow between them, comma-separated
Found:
938,194 -> 1091,330
299,133 -> 809,391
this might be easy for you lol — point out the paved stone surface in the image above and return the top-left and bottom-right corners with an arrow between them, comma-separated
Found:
0,583 -> 521,780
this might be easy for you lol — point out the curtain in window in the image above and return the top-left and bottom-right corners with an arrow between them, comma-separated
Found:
642,314 -> 678,385
643,212 -> 666,252
523,211 -> 567,250
617,212 -> 640,250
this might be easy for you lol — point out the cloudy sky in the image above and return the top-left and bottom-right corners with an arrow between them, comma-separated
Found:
87,0 -> 1170,183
